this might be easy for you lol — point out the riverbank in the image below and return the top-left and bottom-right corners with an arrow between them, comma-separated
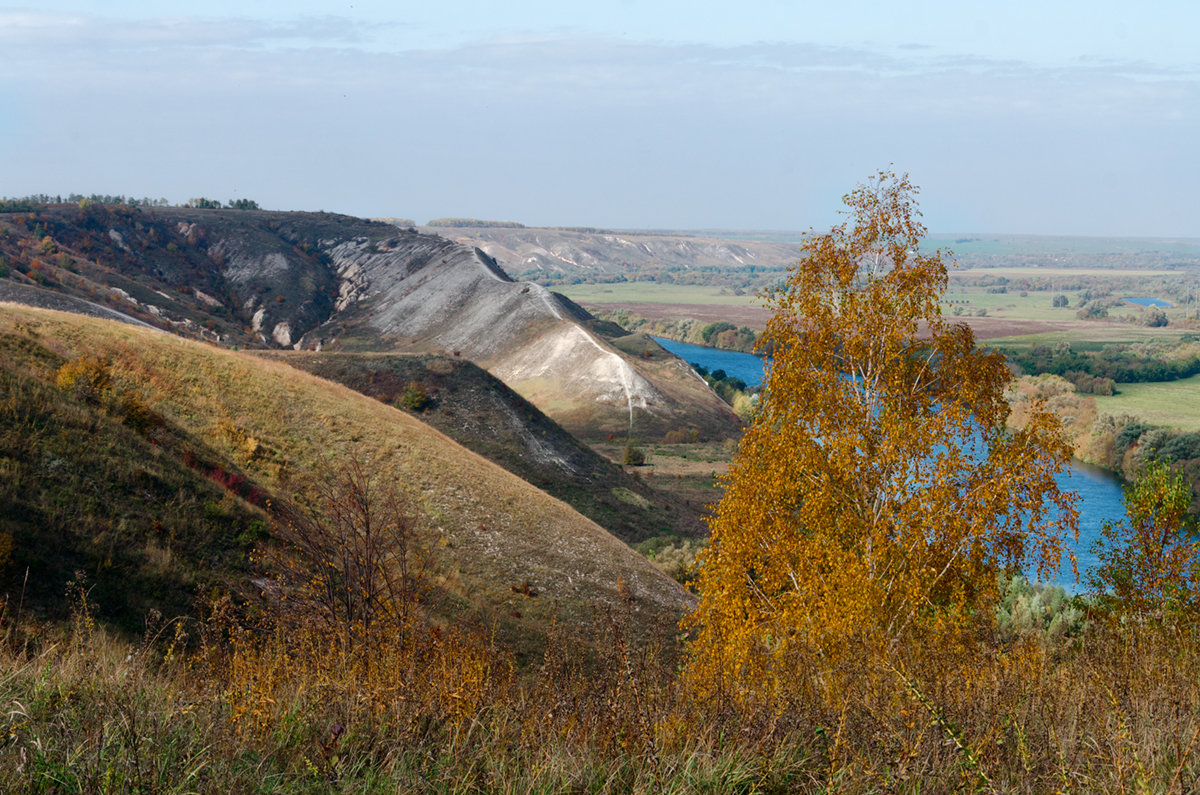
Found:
651,337 -> 1131,587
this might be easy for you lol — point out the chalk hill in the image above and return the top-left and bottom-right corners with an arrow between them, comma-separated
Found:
0,205 -> 740,441
424,224 -> 801,282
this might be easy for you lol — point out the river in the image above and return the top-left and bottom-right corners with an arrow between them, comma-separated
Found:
653,336 -> 1127,588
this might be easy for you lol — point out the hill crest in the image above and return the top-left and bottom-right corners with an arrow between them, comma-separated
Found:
0,205 -> 740,440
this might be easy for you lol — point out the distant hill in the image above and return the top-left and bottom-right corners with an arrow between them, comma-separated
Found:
0,204 -> 742,441
0,305 -> 692,655
421,224 -> 802,284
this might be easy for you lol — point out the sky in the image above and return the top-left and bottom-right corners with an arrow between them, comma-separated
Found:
1,1 -> 1197,236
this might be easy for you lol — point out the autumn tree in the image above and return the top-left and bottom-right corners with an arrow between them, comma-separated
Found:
1087,459 -> 1200,622
686,171 -> 1077,700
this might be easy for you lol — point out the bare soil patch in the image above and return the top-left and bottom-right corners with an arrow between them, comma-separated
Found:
957,316 -> 1080,340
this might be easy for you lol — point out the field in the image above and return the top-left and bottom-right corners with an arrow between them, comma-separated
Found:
560,269 -> 1200,438
1093,374 -> 1200,431
563,280 -> 1197,331
988,326 -> 1195,347
557,282 -> 760,306
592,440 -> 734,511
948,289 -> 1079,322
953,267 -> 1179,277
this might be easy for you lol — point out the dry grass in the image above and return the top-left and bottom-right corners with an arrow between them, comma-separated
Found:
0,303 -> 691,656
4,585 -> 1200,792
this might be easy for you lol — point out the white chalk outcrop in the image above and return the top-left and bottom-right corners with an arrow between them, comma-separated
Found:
315,236 -> 672,435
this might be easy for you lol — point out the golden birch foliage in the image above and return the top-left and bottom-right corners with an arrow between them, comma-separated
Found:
1087,459 -> 1200,621
686,171 -> 1078,700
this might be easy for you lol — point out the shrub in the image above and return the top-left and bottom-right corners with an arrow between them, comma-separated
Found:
1076,302 -> 1109,320
399,381 -> 433,412
111,391 -> 162,434
637,536 -> 704,586
1143,306 -> 1169,327
995,574 -> 1087,642
260,454 -> 434,651
1087,459 -> 1200,622
55,356 -> 112,404
622,445 -> 646,466
662,427 -> 701,444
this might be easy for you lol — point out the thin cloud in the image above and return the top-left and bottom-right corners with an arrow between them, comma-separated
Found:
0,9 -> 387,51
2,15 -> 1196,236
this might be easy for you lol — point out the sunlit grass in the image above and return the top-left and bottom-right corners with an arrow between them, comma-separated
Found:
1094,374 -> 1200,430
0,304 -> 690,655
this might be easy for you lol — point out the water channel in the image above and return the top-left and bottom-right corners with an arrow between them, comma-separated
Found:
653,336 -> 1128,588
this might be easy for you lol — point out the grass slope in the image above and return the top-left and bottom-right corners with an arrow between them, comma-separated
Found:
267,351 -> 708,543
0,331 -> 266,632
0,304 -> 691,657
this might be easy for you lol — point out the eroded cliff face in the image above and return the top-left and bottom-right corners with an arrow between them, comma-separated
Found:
0,206 -> 740,441
305,234 -> 738,440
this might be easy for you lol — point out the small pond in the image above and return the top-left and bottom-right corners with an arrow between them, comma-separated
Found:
1124,297 -> 1173,307
653,336 -> 1127,588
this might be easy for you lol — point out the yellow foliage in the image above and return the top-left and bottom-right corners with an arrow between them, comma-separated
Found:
55,355 -> 112,404
1087,460 -> 1200,622
685,171 -> 1078,705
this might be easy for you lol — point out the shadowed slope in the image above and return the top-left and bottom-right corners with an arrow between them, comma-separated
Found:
267,351 -> 710,543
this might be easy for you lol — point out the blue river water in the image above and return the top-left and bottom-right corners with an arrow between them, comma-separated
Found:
653,336 -> 1127,588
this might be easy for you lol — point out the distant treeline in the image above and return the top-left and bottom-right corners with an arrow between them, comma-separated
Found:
598,310 -> 759,353
2,194 -> 172,210
1,194 -> 261,212
524,265 -> 785,291
426,218 -> 525,228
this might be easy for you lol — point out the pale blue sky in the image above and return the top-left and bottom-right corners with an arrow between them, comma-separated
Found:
2,2 -> 1197,235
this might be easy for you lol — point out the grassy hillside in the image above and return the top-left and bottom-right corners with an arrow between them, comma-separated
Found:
268,351 -> 709,543
0,304 -> 691,657
0,330 -> 266,631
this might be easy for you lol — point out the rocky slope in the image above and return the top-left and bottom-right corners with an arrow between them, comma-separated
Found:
0,205 -> 741,441
306,233 -> 741,439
